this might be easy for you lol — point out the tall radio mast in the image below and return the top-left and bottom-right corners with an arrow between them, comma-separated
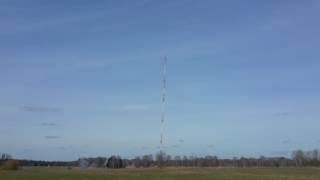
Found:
160,56 -> 167,149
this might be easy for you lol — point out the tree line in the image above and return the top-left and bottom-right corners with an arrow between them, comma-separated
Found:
129,149 -> 320,168
0,153 -> 77,167
1,149 -> 320,168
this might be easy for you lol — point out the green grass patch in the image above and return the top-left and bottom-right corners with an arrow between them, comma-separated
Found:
1,167 -> 320,180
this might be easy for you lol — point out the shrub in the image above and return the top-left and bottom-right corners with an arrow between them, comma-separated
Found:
1,160 -> 20,170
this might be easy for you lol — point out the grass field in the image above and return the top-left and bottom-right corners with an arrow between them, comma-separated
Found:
1,167 -> 320,180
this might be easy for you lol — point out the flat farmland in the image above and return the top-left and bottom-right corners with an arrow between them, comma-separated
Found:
1,167 -> 320,180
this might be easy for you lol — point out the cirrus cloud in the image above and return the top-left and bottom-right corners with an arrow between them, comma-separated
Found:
22,106 -> 61,113
45,136 -> 61,139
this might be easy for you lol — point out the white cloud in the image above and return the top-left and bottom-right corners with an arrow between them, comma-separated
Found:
22,106 -> 61,113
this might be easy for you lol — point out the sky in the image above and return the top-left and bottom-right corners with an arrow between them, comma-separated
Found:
1,0 -> 320,161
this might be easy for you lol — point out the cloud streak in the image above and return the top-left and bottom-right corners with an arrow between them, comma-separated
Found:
22,106 -> 61,113
45,136 -> 61,139
41,123 -> 57,127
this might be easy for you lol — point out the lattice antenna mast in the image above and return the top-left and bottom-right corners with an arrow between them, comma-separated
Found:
160,56 -> 167,149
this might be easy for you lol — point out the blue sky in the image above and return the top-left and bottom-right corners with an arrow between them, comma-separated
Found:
1,0 -> 320,161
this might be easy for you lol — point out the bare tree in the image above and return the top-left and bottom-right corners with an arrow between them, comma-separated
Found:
156,151 -> 166,167
292,150 -> 304,166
